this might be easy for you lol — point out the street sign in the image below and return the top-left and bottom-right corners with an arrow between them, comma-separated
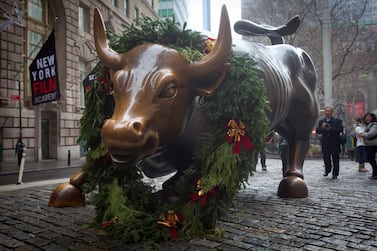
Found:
10,95 -> 20,101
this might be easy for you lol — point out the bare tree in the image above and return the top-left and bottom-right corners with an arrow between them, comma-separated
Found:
241,0 -> 377,127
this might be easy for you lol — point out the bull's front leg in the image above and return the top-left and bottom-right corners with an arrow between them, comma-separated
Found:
277,138 -> 310,198
48,170 -> 86,207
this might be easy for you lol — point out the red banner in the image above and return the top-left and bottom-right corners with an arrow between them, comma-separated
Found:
347,102 -> 364,118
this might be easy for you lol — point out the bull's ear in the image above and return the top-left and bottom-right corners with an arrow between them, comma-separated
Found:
194,64 -> 230,97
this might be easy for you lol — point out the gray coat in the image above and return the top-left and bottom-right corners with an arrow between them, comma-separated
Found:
363,122 -> 377,146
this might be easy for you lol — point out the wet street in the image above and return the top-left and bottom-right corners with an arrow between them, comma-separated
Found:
1,158 -> 377,250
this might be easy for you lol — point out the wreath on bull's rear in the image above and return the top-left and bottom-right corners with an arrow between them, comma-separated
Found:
79,17 -> 269,245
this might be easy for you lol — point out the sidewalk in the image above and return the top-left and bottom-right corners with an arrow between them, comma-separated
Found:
1,158 -> 377,250
0,158 -> 85,188
0,158 -> 85,175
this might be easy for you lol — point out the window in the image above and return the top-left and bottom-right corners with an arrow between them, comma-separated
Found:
27,31 -> 43,66
78,4 -> 89,33
159,9 -> 174,18
134,7 -> 139,19
79,61 -> 87,107
28,0 -> 43,21
123,0 -> 129,17
25,0 -> 52,105
112,0 -> 118,7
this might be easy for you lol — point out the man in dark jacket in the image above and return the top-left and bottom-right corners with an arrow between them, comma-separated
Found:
316,107 -> 343,179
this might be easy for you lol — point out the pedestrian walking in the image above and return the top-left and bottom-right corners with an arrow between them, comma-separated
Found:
360,112 -> 377,179
278,136 -> 289,176
254,150 -> 267,171
354,117 -> 367,172
315,107 -> 343,179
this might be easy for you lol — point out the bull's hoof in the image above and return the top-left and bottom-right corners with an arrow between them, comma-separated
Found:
277,176 -> 308,198
48,182 -> 85,207
70,170 -> 86,187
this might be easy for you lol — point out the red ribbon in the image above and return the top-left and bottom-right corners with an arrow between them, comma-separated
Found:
190,189 -> 217,206
100,217 -> 118,228
204,37 -> 216,54
190,178 -> 217,206
157,211 -> 183,239
226,119 -> 253,154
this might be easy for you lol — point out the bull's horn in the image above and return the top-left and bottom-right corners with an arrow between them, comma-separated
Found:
189,5 -> 232,78
93,8 -> 122,70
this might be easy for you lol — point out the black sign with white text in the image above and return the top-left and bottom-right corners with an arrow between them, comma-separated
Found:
29,30 -> 60,105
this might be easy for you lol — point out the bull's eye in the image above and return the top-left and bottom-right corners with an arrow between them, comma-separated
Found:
158,83 -> 177,99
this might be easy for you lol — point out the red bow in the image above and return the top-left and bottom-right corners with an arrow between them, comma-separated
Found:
204,37 -> 216,54
190,178 -> 217,206
226,119 -> 254,154
157,211 -> 184,239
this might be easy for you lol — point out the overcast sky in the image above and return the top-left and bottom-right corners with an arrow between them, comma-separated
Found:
187,0 -> 241,38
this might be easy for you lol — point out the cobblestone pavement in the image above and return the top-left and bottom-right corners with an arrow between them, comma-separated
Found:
1,158 -> 377,250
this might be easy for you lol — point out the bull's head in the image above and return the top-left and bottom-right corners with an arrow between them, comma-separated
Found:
94,6 -> 232,163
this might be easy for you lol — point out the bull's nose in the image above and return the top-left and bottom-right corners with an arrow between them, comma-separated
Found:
105,117 -> 147,139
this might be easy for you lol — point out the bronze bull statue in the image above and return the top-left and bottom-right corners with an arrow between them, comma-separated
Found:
49,5 -> 318,207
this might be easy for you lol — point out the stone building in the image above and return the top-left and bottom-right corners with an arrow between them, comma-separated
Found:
0,0 -> 158,167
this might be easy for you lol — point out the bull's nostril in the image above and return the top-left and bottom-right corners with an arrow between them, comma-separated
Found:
132,121 -> 143,133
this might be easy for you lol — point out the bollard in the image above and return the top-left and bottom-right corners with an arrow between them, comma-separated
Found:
68,150 -> 71,166
16,148 -> 27,185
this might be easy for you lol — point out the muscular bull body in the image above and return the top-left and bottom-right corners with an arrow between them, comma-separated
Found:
49,5 -> 318,207
236,40 -> 318,196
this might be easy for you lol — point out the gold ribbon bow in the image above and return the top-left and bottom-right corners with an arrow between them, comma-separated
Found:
227,119 -> 246,142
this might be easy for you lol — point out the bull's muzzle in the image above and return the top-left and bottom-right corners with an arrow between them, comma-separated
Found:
101,118 -> 159,163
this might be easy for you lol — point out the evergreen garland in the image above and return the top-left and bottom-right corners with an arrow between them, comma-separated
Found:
79,17 -> 269,245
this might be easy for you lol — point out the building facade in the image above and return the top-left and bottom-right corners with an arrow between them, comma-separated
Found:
0,0 -> 158,167
158,0 -> 189,28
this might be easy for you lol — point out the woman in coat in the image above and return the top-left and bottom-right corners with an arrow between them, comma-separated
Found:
361,112 -> 377,179
354,117 -> 367,172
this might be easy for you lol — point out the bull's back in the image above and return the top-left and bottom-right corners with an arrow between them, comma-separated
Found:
233,41 -> 317,130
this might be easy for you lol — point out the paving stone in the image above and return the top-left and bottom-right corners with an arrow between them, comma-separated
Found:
188,238 -> 221,248
15,223 -> 44,234
346,242 -> 375,251
9,230 -> 34,241
322,227 -> 353,236
14,244 -> 41,251
24,236 -> 51,248
0,233 -> 25,248
303,244 -> 334,251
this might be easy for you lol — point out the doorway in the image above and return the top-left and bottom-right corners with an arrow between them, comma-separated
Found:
40,111 -> 57,160
41,119 -> 49,159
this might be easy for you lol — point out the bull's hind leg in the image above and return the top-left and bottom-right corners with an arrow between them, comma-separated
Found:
277,138 -> 310,198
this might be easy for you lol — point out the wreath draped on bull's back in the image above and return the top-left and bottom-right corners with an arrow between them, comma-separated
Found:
79,17 -> 269,245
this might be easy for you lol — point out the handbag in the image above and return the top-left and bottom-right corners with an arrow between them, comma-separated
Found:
339,133 -> 347,145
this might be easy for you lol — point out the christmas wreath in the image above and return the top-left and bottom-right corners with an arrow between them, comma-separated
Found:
78,17 -> 269,245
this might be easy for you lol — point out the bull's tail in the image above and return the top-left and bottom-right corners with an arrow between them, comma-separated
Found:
234,16 -> 300,45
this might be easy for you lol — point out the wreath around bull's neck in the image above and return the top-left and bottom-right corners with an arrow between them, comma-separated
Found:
79,16 -> 269,245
